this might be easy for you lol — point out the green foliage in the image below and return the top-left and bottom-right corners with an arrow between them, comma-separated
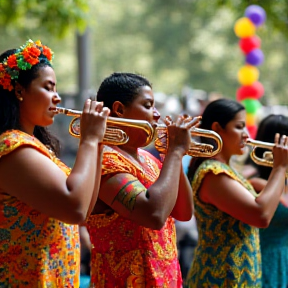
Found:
0,0 -> 288,104
0,0 -> 89,38
90,1 -> 288,104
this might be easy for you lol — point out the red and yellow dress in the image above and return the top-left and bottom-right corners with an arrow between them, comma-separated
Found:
86,145 -> 182,288
0,130 -> 80,288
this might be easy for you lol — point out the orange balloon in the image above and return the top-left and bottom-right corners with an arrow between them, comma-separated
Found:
234,17 -> 256,38
237,65 -> 259,85
246,112 -> 257,126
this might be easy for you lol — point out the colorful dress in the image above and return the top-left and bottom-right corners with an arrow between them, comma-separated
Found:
185,159 -> 262,288
0,130 -> 80,288
86,145 -> 182,288
260,202 -> 288,288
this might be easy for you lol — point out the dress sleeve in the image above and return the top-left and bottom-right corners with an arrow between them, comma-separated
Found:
0,130 -> 51,159
192,159 -> 256,197
102,146 -> 139,176
0,130 -> 72,176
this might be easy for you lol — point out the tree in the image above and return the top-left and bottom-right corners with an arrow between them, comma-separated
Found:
90,1 -> 288,104
0,0 -> 89,38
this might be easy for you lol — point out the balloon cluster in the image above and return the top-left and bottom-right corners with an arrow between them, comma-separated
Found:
234,5 -> 266,139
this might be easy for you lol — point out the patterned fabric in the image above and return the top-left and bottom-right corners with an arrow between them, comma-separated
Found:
0,130 -> 80,288
185,159 -> 262,288
86,145 -> 182,288
260,202 -> 288,288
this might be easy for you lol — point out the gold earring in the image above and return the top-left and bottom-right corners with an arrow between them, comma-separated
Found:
17,96 -> 23,101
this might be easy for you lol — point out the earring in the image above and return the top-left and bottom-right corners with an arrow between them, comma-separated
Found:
16,90 -> 23,101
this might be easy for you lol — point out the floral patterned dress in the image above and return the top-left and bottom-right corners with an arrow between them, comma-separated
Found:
184,159 -> 262,288
86,145 -> 182,288
0,130 -> 80,288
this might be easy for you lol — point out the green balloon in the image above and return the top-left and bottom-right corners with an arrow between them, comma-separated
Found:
241,98 -> 261,114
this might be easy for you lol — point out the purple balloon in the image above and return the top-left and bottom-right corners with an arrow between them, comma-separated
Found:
245,5 -> 266,27
246,48 -> 264,66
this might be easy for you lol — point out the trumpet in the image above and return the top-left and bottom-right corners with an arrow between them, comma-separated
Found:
55,107 -> 154,147
55,107 -> 222,157
246,138 -> 278,168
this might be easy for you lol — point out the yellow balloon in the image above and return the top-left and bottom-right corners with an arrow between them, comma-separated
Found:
246,112 -> 257,126
234,17 -> 256,38
237,65 -> 259,86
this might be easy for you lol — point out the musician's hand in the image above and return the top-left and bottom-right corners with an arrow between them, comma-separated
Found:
165,115 -> 201,155
273,133 -> 288,170
80,99 -> 110,144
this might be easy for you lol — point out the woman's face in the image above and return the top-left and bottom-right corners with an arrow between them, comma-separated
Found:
18,66 -> 61,134
218,109 -> 249,156
122,85 -> 160,125
119,85 -> 160,146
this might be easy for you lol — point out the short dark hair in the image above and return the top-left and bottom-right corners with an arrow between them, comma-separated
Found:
96,72 -> 152,112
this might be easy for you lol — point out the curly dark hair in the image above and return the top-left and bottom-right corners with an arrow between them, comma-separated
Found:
0,49 -> 60,156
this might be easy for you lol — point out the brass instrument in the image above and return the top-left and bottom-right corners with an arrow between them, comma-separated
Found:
55,107 -> 222,157
56,107 -> 154,146
246,138 -> 277,168
154,123 -> 223,157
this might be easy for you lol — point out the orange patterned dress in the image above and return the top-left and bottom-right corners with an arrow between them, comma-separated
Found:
86,145 -> 182,288
0,130 -> 80,288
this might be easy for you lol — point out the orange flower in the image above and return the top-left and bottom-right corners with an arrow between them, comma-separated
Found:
23,46 -> 41,65
42,45 -> 53,61
0,73 -> 13,91
0,40 -> 54,91
0,63 -> 5,73
7,55 -> 18,69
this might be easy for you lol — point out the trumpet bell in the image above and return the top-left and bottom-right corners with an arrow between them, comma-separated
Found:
154,125 -> 222,157
246,138 -> 275,168
246,138 -> 288,176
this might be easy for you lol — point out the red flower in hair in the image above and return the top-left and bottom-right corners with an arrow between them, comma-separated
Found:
7,55 -> 18,69
4,139 -> 11,147
0,39 -> 54,91
42,45 -> 53,61
0,73 -> 13,91
23,46 -> 41,65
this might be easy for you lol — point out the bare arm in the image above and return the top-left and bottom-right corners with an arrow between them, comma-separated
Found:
98,147 -> 185,230
0,100 -> 109,224
97,116 -> 199,230
170,165 -> 193,221
200,134 -> 288,228
249,177 -> 267,193
86,144 -> 104,218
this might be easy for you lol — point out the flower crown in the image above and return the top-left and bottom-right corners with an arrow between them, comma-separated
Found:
0,39 -> 54,91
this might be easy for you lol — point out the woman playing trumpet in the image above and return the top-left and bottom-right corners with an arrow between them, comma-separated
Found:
185,98 -> 288,288
85,72 -> 200,287
0,40 -> 109,287
243,114 -> 288,288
